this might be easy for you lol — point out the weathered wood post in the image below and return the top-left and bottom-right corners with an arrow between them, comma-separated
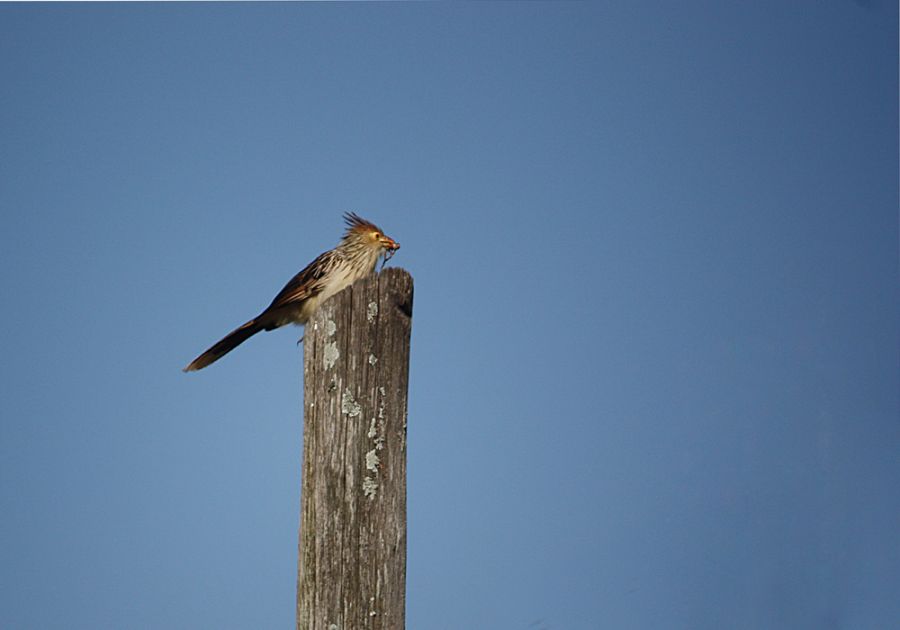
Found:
297,268 -> 413,630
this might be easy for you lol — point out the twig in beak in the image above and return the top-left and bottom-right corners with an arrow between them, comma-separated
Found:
380,248 -> 397,270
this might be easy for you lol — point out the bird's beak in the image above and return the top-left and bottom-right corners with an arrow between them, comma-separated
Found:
381,237 -> 400,251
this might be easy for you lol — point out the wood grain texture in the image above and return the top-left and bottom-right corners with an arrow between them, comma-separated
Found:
297,268 -> 413,630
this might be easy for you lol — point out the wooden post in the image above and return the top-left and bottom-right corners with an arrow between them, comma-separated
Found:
297,268 -> 413,630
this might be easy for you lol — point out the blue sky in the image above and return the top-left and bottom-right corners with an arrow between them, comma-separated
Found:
1,3 -> 897,629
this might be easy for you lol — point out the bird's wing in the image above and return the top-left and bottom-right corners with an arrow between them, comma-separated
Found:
264,249 -> 336,310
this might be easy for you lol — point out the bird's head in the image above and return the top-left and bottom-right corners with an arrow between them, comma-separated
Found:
342,212 -> 400,257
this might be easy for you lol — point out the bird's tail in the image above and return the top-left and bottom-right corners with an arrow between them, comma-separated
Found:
183,319 -> 263,372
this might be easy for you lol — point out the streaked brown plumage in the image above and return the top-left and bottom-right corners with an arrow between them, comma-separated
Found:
183,212 -> 399,372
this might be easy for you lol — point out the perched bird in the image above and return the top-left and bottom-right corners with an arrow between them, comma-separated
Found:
183,212 -> 400,372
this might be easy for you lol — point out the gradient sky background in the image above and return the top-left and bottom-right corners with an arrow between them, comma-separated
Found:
1,3 -> 897,629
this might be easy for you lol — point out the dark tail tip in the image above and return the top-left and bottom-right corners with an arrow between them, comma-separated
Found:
183,319 -> 261,373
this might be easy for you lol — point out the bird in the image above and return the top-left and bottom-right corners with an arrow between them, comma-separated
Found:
183,212 -> 400,372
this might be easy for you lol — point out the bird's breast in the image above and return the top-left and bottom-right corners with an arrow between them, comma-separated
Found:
302,261 -> 374,321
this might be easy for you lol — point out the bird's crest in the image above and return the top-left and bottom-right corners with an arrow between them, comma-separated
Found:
342,212 -> 382,238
